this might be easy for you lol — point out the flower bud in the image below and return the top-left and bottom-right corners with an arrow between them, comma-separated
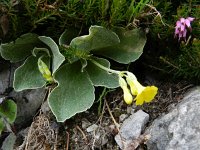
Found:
119,76 -> 133,104
38,58 -> 53,82
126,72 -> 138,95
122,86 -> 133,105
119,76 -> 127,88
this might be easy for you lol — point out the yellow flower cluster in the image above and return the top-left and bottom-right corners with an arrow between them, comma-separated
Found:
119,72 -> 158,105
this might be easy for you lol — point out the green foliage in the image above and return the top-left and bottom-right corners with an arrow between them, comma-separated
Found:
160,39 -> 200,80
0,99 -> 17,134
63,0 -> 149,27
0,100 -> 17,124
0,118 -> 4,134
86,57 -> 119,88
38,36 -> 65,73
14,56 -> 47,91
70,26 -> 120,52
0,33 -> 44,62
0,25 -> 146,122
0,0 -> 151,42
93,27 -> 146,64
49,61 -> 95,122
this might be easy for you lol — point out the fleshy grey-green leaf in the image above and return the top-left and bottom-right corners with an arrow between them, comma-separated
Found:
59,28 -> 79,45
39,36 -> 65,74
93,28 -> 146,64
14,56 -> 47,91
80,59 -> 88,72
0,100 -> 17,124
86,57 -> 119,88
0,33 -> 43,62
70,25 -> 120,52
48,61 -> 95,122
1,133 -> 16,150
32,47 -> 50,57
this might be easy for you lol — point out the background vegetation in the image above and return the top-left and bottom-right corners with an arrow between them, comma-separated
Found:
0,0 -> 199,80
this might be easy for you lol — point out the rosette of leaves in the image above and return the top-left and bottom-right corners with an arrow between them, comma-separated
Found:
0,26 -> 146,122
0,99 -> 17,134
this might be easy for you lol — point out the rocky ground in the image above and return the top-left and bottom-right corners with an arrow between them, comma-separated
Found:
1,60 -> 199,150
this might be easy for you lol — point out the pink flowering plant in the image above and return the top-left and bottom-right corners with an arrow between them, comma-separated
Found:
174,17 -> 195,41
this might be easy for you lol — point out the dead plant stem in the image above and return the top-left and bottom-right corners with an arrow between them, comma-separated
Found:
105,99 -> 120,132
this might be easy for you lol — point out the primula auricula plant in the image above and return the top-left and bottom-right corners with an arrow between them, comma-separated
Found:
0,26 -> 158,122
174,17 -> 195,41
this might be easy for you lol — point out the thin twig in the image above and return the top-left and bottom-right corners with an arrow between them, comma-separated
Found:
105,99 -> 120,132
66,131 -> 69,150
76,125 -> 88,144
174,84 -> 193,93
145,4 -> 167,26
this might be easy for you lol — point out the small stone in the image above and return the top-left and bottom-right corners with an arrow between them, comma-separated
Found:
86,124 -> 98,133
131,108 -> 136,114
126,106 -> 132,114
120,110 -> 149,140
115,110 -> 149,149
81,119 -> 91,129
41,101 -> 51,114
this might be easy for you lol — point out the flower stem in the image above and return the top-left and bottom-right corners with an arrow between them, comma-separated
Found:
90,59 -> 120,75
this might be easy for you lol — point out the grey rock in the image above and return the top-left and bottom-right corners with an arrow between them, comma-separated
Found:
145,87 -> 200,150
119,114 -> 128,123
115,110 -> 149,149
10,88 -> 46,126
0,62 -> 46,127
0,62 -> 10,94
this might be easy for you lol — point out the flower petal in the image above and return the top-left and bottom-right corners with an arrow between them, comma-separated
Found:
175,27 -> 180,35
176,21 -> 181,27
185,19 -> 191,28
135,86 -> 158,105
135,95 -> 145,105
180,18 -> 185,23
183,29 -> 187,38
143,86 -> 158,102
187,17 -> 195,22
180,24 -> 185,31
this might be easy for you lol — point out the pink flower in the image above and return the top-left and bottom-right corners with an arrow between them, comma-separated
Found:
174,17 -> 195,41
185,17 -> 195,28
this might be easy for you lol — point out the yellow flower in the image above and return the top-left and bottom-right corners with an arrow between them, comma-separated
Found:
119,76 -> 133,104
126,72 -> 138,95
126,72 -> 158,105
